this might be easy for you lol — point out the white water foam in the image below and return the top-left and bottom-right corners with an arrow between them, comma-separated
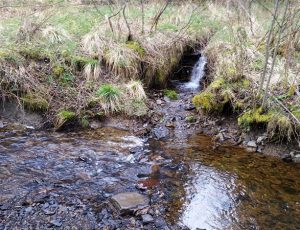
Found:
184,56 -> 207,90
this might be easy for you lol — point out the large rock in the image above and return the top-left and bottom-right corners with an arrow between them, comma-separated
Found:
110,192 -> 149,214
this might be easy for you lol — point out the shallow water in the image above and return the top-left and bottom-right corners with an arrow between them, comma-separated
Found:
0,124 -> 299,229
150,135 -> 300,230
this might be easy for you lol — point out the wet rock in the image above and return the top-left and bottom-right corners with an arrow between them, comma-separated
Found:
184,103 -> 195,111
247,141 -> 257,148
215,133 -> 225,142
142,214 -> 154,224
292,154 -> 300,163
257,146 -> 264,153
152,126 -> 169,140
282,153 -> 293,163
110,192 -> 149,214
90,121 -> 102,129
165,121 -> 175,128
50,219 -> 62,227
257,136 -> 267,145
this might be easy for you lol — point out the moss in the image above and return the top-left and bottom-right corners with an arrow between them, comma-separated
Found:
72,55 -> 98,70
186,116 -> 196,123
210,78 -> 225,90
21,94 -> 49,111
238,108 -> 274,130
288,84 -> 297,97
164,89 -> 178,100
192,91 -> 220,112
19,46 -> 51,61
52,65 -> 65,77
242,79 -> 250,88
125,41 -> 145,57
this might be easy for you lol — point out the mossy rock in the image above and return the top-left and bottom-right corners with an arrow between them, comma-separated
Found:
192,91 -> 221,113
18,46 -> 51,61
238,107 -> 274,130
21,94 -> 49,111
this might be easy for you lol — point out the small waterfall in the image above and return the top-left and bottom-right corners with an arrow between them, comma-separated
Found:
184,56 -> 207,90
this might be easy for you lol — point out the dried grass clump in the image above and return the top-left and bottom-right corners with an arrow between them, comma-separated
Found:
125,80 -> 146,100
267,112 -> 294,141
41,26 -> 71,44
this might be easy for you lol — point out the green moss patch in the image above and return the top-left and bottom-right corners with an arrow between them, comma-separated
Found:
21,94 -> 49,111
164,89 -> 178,100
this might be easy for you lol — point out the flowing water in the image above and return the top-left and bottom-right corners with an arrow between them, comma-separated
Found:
0,56 -> 300,229
184,56 -> 207,90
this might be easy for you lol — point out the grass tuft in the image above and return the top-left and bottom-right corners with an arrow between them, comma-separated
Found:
96,84 -> 122,114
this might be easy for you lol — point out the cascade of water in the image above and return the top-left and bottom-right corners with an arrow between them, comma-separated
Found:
184,56 -> 207,90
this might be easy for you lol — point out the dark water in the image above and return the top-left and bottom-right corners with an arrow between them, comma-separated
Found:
0,124 -> 299,229
149,135 -> 300,230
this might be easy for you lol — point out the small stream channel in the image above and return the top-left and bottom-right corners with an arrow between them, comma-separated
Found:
0,56 -> 300,229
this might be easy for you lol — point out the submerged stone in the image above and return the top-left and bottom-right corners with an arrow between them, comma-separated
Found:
152,126 -> 169,140
111,192 -> 149,214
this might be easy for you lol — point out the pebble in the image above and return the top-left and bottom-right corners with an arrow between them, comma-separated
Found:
156,99 -> 163,105
142,214 -> 154,224
110,192 -> 149,214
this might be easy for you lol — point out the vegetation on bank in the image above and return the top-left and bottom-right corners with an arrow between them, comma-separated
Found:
192,1 -> 300,141
0,0 -> 213,129
0,0 -> 300,142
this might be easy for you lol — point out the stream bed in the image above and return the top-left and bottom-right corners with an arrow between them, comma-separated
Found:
0,123 -> 299,229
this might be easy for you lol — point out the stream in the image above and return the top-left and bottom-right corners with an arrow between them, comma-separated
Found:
1,56 -> 300,229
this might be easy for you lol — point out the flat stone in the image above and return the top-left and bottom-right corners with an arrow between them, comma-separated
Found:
184,103 -> 196,111
111,192 -> 149,214
142,214 -> 154,224
247,141 -> 257,148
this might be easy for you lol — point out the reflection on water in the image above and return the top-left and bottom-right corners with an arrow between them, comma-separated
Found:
151,135 -> 300,230
182,165 -> 237,230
